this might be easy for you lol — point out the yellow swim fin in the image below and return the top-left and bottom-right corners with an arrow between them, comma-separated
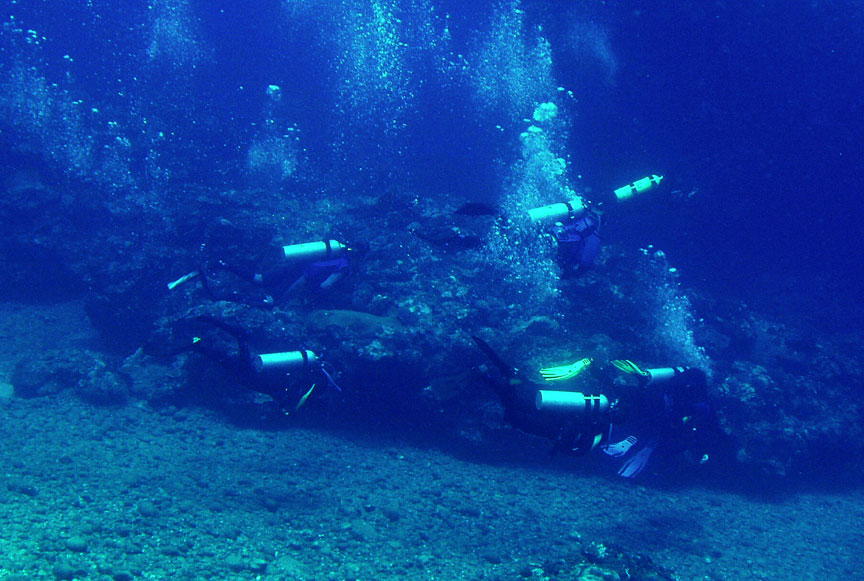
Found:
294,383 -> 317,412
611,359 -> 650,378
539,358 -> 593,381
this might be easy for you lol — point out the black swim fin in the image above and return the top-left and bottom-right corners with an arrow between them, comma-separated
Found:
472,336 -> 518,378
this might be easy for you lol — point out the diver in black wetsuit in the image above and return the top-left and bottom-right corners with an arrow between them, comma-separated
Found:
552,209 -> 602,276
146,315 -> 339,415
193,239 -> 362,308
526,174 -> 665,276
473,336 -> 719,477
473,336 -> 615,458
603,361 -> 717,477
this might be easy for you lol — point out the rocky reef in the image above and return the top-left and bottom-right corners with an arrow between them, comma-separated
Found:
6,174 -> 863,483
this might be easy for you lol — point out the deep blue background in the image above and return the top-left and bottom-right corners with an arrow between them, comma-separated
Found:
3,0 -> 862,307
573,1 -> 864,303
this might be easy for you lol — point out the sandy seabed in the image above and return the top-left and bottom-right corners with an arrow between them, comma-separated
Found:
0,302 -> 860,581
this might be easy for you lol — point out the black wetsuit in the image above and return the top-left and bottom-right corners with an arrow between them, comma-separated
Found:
147,316 -> 314,411
474,338 -> 720,471
621,367 -> 717,460
201,250 -> 350,306
555,210 -> 602,274
473,337 -> 612,456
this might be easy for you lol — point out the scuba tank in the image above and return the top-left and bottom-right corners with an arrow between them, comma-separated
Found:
282,240 -> 348,262
254,350 -> 318,372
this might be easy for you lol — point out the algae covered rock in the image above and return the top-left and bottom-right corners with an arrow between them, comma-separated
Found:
11,348 -> 130,405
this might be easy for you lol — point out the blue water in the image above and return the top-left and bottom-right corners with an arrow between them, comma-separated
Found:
2,1 -> 863,577
4,0 -> 861,300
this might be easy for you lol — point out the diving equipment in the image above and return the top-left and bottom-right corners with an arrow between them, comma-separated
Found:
536,390 -> 609,415
255,350 -> 318,372
167,270 -> 199,290
642,367 -> 684,383
527,199 -> 586,224
282,240 -> 348,262
617,443 -> 657,478
611,360 -> 685,384
527,173 -> 663,225
539,358 -> 593,381
602,435 -> 638,457
612,174 -> 664,202
293,383 -> 317,412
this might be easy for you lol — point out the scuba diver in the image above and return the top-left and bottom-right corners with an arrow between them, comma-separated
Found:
473,336 -> 718,478
168,239 -> 364,307
527,175 -> 664,275
600,360 -> 717,477
552,209 -> 602,276
420,175 -> 662,275
146,315 -> 341,416
473,336 -> 612,457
